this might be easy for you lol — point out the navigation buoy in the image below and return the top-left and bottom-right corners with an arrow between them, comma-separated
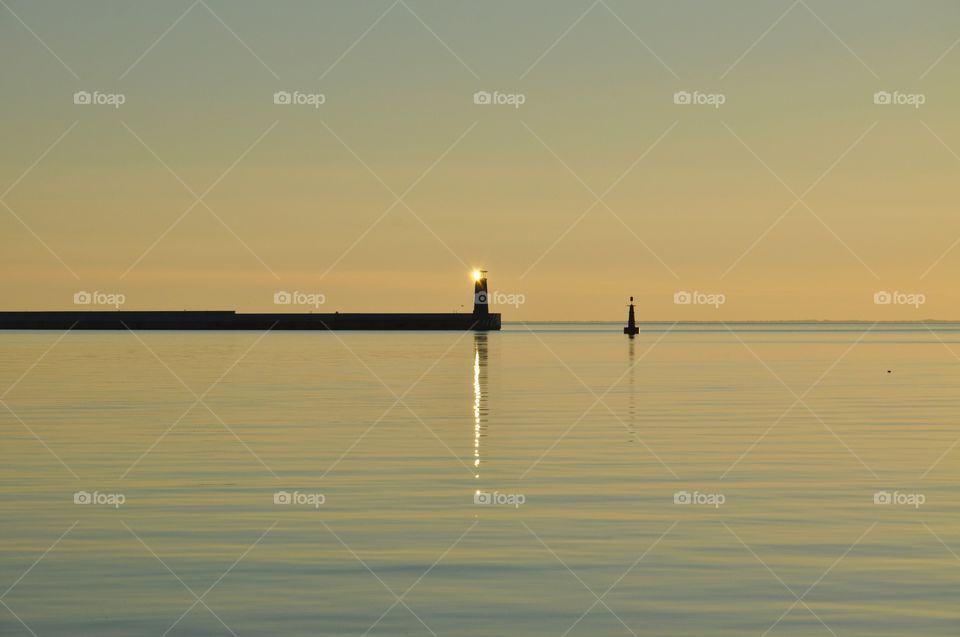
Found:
623,296 -> 639,336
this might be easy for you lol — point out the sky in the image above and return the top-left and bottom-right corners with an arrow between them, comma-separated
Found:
2,0 -> 960,320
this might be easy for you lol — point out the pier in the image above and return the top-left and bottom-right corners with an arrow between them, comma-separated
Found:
0,273 -> 501,331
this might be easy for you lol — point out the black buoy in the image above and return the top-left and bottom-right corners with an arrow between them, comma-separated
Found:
623,296 -> 639,336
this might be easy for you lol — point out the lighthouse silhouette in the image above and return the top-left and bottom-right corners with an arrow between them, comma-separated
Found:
473,270 -> 489,316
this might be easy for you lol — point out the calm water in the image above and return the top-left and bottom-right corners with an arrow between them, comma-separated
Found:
2,323 -> 959,636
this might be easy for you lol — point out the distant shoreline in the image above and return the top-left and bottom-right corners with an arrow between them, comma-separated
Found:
507,320 -> 960,325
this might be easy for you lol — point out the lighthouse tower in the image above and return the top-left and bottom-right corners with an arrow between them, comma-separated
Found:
473,270 -> 489,316
624,296 -> 639,336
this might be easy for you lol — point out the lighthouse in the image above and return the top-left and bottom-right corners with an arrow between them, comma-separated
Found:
623,296 -> 639,336
473,270 -> 489,316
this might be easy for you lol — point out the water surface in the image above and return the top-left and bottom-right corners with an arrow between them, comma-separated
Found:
2,323 -> 958,635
